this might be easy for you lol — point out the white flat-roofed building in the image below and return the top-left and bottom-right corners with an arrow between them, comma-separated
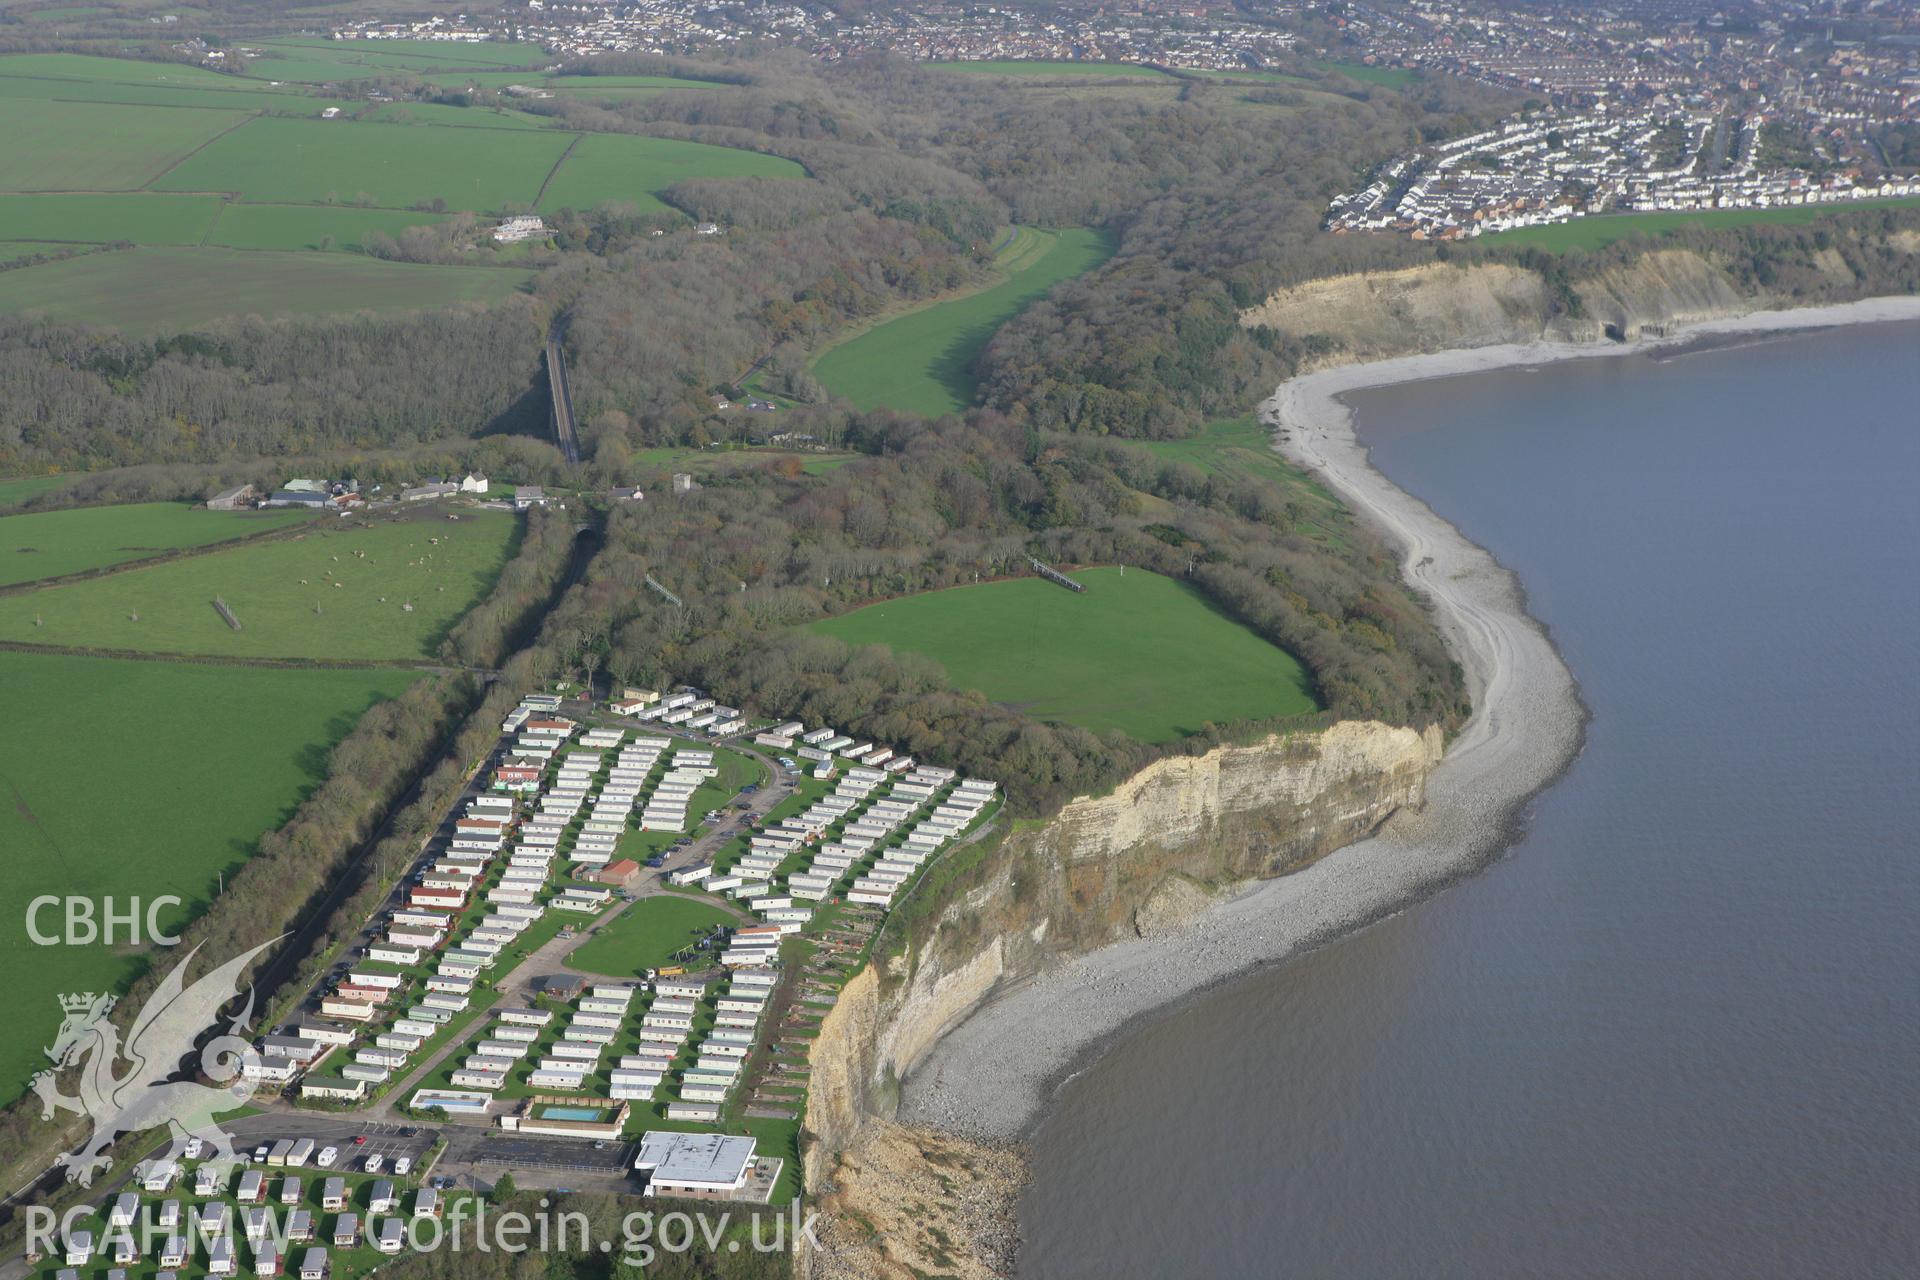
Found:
633,1132 -> 758,1199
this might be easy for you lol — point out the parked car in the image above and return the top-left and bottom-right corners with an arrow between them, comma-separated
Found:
352,1135 -> 368,1146
644,857 -> 665,869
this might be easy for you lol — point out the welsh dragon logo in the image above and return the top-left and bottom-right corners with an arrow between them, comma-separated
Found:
30,938 -> 280,1186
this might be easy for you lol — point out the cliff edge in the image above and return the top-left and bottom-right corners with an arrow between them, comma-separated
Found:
1238,245 -> 1919,370
798,720 -> 1441,1278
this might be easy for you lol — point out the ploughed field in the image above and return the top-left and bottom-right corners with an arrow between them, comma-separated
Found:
809,566 -> 1321,742
0,47 -> 796,331
0,506 -> 520,659
810,226 -> 1113,417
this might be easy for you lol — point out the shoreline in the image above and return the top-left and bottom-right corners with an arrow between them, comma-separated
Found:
893,292 -> 1920,1154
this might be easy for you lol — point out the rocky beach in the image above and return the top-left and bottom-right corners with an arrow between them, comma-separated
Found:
894,293 -> 1920,1145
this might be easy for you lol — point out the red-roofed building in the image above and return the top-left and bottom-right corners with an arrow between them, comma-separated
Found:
591,859 -> 640,886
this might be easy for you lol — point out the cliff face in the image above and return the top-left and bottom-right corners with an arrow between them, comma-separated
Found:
803,720 -> 1442,1183
1238,263 -> 1600,366
1235,248 -> 1900,367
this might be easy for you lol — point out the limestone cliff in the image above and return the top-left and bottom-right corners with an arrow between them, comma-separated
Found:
1238,263 -> 1599,365
801,721 -> 1441,1196
1238,244 -> 1920,368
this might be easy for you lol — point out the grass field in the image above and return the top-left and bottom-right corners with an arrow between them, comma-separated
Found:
204,202 -> 450,252
0,246 -> 532,333
809,565 -> 1320,741
1481,198 -> 1920,251
242,37 -> 551,84
0,474 -> 75,508
927,59 -> 1168,78
0,649 -> 417,1104
811,226 -> 1113,416
0,53 -> 307,90
0,192 -> 226,244
0,501 -> 315,586
535,132 -> 805,213
566,895 -> 738,977
0,51 -> 795,330
154,114 -> 572,208
0,72 -> 321,113
0,507 -> 520,658
1312,59 -> 1418,88
1124,416 -> 1354,550
2,98 -> 249,190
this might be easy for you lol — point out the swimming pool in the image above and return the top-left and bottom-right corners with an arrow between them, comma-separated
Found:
540,1106 -> 607,1121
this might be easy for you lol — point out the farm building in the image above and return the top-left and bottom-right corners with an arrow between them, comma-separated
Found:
207,485 -> 258,511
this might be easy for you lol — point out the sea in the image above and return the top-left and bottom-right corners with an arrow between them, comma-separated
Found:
1016,319 -> 1920,1278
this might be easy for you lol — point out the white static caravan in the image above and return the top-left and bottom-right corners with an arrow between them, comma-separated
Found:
528,1069 -> 588,1091
571,1013 -> 623,1033
847,887 -> 896,906
621,1050 -> 677,1071
391,909 -> 452,930
546,1042 -> 604,1064
497,1006 -> 553,1027
450,1068 -> 506,1091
